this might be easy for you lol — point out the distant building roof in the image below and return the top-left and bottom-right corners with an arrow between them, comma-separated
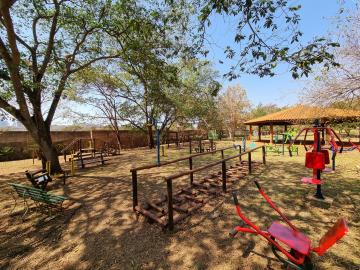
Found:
245,105 -> 360,125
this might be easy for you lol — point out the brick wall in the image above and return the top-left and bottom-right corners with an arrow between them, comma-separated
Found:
0,129 -> 205,161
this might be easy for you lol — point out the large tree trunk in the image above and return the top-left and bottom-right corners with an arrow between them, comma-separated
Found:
115,131 -> 122,154
28,124 -> 62,174
147,125 -> 155,149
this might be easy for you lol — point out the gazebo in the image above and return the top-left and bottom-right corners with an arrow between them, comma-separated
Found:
244,105 -> 360,143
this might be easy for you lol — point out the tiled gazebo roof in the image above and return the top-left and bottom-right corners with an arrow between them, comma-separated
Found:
245,105 -> 360,125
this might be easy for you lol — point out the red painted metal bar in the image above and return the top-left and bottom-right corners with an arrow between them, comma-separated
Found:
254,181 -> 298,232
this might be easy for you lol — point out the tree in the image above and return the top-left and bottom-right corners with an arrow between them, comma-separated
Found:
303,3 -> 360,106
217,84 -> 250,139
174,0 -> 341,79
0,0 -> 174,172
249,103 -> 282,119
70,59 -> 220,148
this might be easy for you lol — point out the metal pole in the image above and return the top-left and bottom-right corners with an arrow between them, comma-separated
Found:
167,179 -> 174,231
157,128 -> 160,166
314,120 -> 324,199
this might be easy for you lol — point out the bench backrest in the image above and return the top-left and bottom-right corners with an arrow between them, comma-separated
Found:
9,183 -> 67,204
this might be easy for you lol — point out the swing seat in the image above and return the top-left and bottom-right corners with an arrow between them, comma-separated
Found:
305,152 -> 325,170
301,177 -> 322,185
268,221 -> 311,255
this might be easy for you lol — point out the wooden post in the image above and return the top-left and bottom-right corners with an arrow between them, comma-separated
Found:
248,152 -> 252,174
176,132 -> 179,147
132,170 -> 138,211
221,160 -> 227,192
270,125 -> 274,144
239,145 -> 242,162
262,146 -> 266,164
284,125 -> 288,132
221,149 -> 224,159
81,155 -> 84,168
189,157 -> 193,184
199,139 -> 202,153
100,151 -> 104,165
258,126 -> 262,141
249,125 -> 253,140
189,138 -> 192,154
167,179 -> 174,231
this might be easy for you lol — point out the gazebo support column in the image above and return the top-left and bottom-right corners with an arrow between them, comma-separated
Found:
284,125 -> 288,132
270,125 -> 274,144
258,126 -> 262,141
249,125 -> 253,140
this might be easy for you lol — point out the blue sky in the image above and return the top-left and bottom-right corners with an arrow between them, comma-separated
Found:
204,0 -> 354,107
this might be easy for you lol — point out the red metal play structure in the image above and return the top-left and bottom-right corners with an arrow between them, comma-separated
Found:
230,181 -> 349,270
289,120 -> 344,199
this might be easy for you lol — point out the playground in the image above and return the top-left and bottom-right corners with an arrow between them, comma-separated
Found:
1,140 -> 359,270
2,2 -> 360,269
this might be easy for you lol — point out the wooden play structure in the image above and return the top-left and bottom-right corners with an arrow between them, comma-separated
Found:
131,145 -> 266,230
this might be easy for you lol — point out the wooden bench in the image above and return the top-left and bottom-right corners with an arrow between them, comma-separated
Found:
71,151 -> 106,169
25,169 -> 52,190
195,140 -> 216,153
8,183 -> 68,219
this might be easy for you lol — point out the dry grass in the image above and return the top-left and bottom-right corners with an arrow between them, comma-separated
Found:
0,141 -> 359,270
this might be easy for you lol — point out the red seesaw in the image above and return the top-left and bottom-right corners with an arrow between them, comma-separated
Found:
229,181 -> 348,270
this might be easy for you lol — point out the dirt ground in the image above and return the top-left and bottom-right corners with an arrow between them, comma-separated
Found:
0,141 -> 359,270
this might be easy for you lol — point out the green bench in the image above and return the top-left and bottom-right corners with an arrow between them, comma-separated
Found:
8,183 -> 68,219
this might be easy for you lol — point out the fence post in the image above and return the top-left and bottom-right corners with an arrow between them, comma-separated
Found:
262,146 -> 266,165
222,160 -> 227,192
132,170 -> 138,211
248,152 -> 252,174
167,179 -> 174,231
189,138 -> 192,154
239,145 -> 242,162
221,149 -> 224,159
189,157 -> 194,184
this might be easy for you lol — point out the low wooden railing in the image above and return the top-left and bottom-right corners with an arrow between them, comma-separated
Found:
130,144 -> 242,212
163,145 -> 266,230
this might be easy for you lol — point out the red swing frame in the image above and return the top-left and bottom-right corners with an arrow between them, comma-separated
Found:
230,181 -> 348,267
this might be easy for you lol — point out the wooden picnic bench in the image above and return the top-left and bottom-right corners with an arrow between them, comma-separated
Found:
8,183 -> 68,219
25,169 -> 52,190
70,151 -> 106,169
